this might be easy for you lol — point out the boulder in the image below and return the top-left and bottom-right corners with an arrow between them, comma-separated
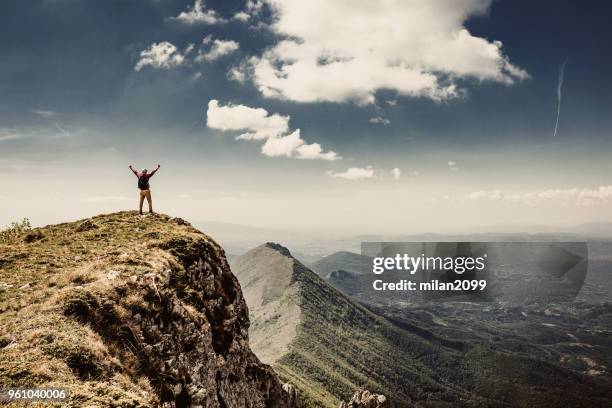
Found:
339,390 -> 387,408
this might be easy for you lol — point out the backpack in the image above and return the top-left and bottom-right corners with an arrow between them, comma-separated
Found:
138,175 -> 149,190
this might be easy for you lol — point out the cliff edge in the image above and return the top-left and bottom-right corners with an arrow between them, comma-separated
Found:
0,211 -> 300,407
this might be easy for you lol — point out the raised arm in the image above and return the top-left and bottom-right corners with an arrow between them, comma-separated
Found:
129,165 -> 139,177
148,164 -> 161,177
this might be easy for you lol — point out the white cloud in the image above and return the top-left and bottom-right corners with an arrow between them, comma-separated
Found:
261,130 -> 303,157
293,141 -> 339,161
247,0 -> 264,13
0,128 -> 25,142
0,134 -> 22,142
326,166 -> 376,180
228,65 -> 247,83
54,123 -> 72,137
448,161 -> 460,172
244,0 -> 528,104
206,99 -> 289,140
171,0 -> 224,24
233,11 -> 251,22
369,116 -> 390,126
391,168 -> 401,180
206,100 -> 339,160
465,186 -> 612,207
31,109 -> 58,118
135,42 -> 185,71
233,0 -> 264,22
197,39 -> 240,62
134,37 -> 239,71
261,130 -> 339,160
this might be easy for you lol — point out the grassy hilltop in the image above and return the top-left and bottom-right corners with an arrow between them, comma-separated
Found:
0,212 -> 296,408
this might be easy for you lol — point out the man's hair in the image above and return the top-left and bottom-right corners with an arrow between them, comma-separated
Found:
142,168 -> 148,173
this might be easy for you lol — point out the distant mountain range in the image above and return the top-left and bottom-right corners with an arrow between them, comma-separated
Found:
197,220 -> 612,263
232,242 -> 612,407
308,243 -> 612,307
571,222 -> 612,237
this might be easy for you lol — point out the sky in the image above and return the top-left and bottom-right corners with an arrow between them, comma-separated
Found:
1,0 -> 612,234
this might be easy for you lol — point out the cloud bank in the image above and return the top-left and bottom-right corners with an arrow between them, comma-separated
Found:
206,100 -> 340,160
465,186 -> 612,207
237,0 -> 528,104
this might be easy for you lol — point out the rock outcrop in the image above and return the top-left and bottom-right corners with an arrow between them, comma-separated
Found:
282,383 -> 302,408
339,390 -> 387,408
0,212 -> 299,407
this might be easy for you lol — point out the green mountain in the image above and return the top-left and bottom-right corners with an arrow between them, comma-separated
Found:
308,251 -> 371,277
326,270 -> 362,296
233,243 -> 612,408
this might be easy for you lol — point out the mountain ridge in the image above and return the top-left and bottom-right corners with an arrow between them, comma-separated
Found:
234,242 -> 477,407
233,242 -> 612,408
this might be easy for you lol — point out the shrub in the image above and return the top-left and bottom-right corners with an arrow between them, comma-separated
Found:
0,218 -> 32,241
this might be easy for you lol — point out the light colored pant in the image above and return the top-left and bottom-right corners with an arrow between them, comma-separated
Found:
139,189 -> 153,213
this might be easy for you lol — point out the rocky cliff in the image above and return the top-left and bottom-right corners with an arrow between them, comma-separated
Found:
0,212 -> 300,407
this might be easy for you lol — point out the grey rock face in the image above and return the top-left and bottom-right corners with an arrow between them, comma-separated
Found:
130,236 -> 301,407
282,383 -> 302,408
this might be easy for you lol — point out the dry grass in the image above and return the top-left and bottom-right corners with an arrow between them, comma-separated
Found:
0,211 -> 213,407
